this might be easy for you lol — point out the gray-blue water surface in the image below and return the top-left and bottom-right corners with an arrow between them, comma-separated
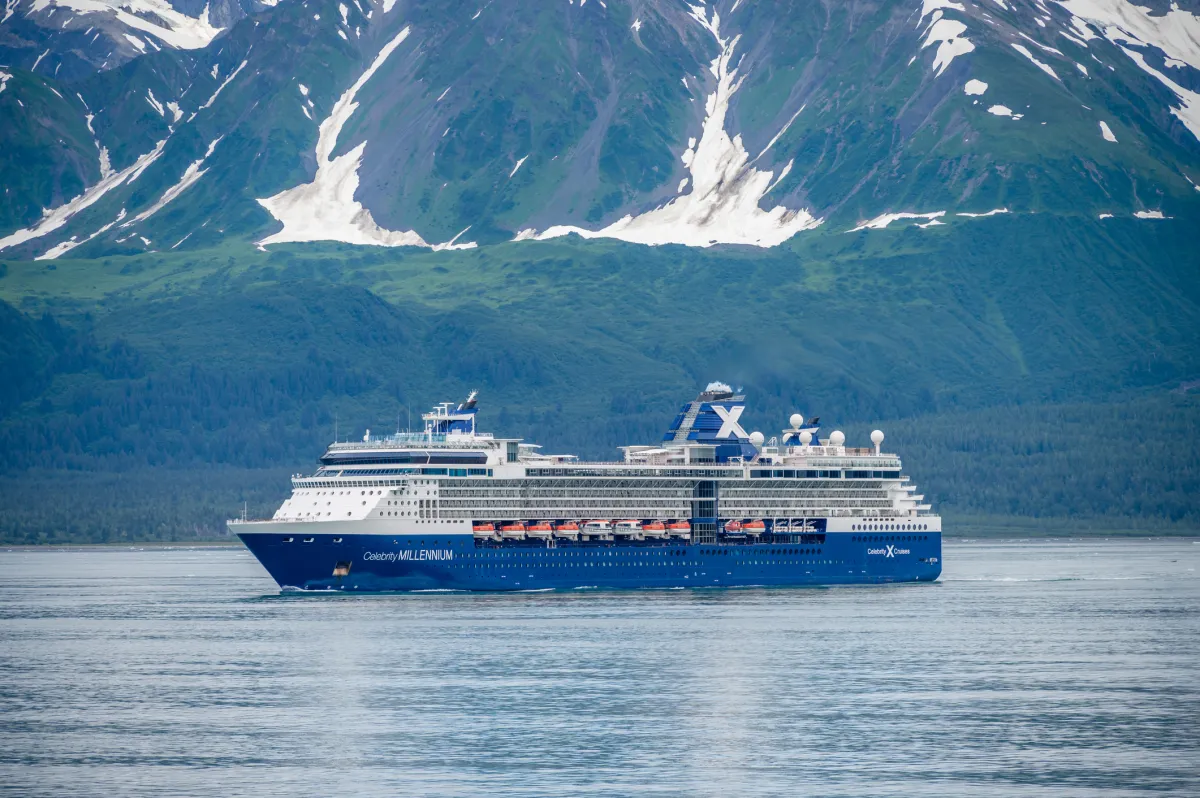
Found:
1,538 -> 1198,797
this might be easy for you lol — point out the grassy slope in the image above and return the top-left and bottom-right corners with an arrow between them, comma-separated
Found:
0,215 -> 1197,541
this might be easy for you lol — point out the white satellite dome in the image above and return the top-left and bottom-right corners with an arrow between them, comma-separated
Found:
799,430 -> 813,445
789,413 -> 804,429
749,431 -> 765,446
871,429 -> 885,445
829,430 -> 846,446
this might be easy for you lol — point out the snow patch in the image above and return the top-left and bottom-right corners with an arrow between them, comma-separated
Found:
1099,120 -> 1117,141
0,141 -> 165,253
1134,210 -> 1168,219
957,207 -> 1008,217
32,48 -> 51,70
988,104 -> 1013,116
921,0 -> 965,17
145,88 -> 165,116
1011,43 -> 1060,80
631,17 -> 641,32
922,18 -> 975,76
436,86 -> 450,102
509,154 -> 528,178
964,78 -> 987,95
127,138 -> 222,225
257,27 -> 473,250
849,211 -> 945,232
166,101 -> 182,122
0,70 -> 11,94
519,5 -> 821,248
1098,212 -> 1113,218
2,0 -> 17,23
339,2 -> 348,24
299,83 -> 309,96
36,208 -> 123,259
1117,46 -> 1200,141
34,0 -> 224,50
1053,0 -> 1200,71
190,58 -> 246,120
754,104 -> 805,162
1075,62 -> 1088,75
1017,31 -> 1063,56
98,147 -> 113,178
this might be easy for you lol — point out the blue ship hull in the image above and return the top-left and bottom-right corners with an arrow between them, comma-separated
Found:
238,531 -> 942,591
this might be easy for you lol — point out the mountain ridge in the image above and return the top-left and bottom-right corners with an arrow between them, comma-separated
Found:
0,0 -> 1197,258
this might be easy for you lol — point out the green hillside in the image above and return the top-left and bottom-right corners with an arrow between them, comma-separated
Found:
1,214 -> 1197,542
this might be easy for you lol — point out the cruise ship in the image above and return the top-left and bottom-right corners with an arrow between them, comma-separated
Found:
231,384 -> 942,590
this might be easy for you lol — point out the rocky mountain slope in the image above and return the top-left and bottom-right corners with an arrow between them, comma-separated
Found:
0,0 -> 1197,258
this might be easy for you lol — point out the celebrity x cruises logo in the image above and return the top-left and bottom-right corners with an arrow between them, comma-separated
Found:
713,405 -> 748,439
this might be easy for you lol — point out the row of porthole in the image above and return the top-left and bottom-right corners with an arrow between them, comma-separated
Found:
282,537 -> 344,543
853,523 -> 929,531
853,535 -> 927,543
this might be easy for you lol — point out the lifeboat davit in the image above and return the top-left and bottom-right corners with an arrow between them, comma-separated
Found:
744,520 -> 766,535
668,521 -> 692,538
500,522 -> 527,540
527,521 -> 554,539
553,521 -> 580,539
642,521 -> 667,538
473,522 -> 496,538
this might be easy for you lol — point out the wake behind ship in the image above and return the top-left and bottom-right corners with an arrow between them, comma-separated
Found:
231,385 -> 942,590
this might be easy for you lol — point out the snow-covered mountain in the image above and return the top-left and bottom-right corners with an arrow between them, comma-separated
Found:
0,0 -> 277,80
0,0 -> 1197,258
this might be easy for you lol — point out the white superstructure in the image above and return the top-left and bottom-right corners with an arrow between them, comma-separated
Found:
235,388 -> 941,543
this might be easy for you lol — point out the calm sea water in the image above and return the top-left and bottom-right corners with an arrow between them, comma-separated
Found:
1,538 -> 1198,797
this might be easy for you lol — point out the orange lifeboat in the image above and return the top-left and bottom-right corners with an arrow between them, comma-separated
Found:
642,521 -> 667,538
724,520 -> 744,534
553,521 -> 580,539
500,522 -> 527,540
473,522 -> 496,538
527,521 -> 554,539
668,521 -> 692,536
744,520 -> 766,535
